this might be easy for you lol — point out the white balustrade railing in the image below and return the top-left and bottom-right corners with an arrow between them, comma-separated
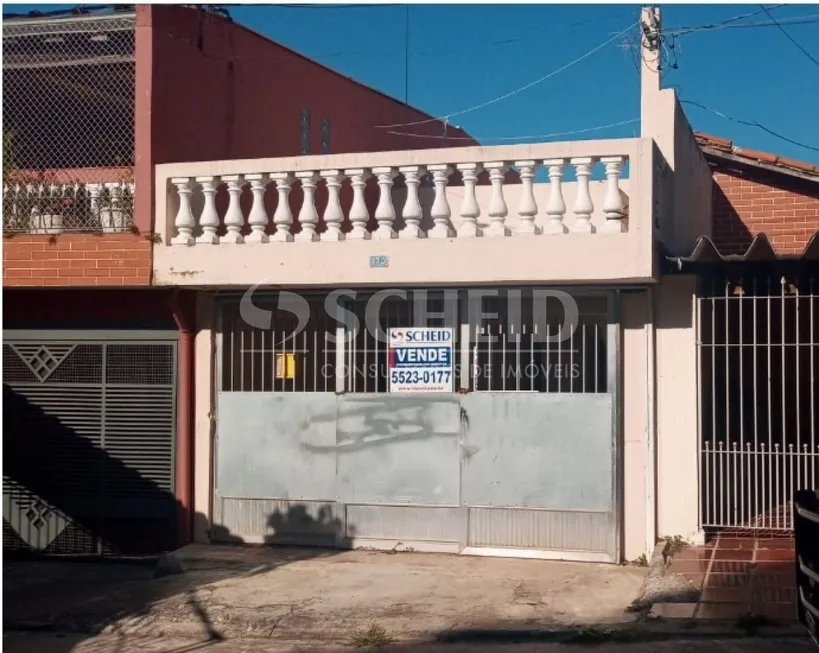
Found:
2,180 -> 135,234
160,142 -> 640,247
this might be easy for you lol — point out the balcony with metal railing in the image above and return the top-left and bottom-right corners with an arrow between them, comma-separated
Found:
154,137 -> 656,287
2,9 -> 136,235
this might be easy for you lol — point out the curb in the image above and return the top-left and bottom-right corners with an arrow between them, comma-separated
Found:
4,616 -> 810,643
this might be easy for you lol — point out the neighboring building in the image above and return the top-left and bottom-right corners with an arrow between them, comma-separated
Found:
695,132 -> 819,256
1,4 -> 474,556
665,135 -> 819,541
4,6 -> 816,563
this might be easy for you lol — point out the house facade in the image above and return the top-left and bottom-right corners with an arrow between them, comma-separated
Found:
4,6 -> 816,563
1,4 -> 474,556
152,7 -> 716,564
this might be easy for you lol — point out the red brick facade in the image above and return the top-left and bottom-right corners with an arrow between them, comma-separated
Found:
710,167 -> 819,255
695,133 -> 819,256
2,234 -> 151,287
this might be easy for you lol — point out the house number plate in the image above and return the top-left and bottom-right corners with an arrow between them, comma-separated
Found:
369,255 -> 389,268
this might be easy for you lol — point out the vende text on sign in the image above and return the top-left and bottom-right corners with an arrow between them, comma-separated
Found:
388,327 -> 454,393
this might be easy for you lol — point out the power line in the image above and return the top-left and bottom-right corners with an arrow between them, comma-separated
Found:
384,117 -> 640,143
267,3 -> 394,9
411,10 -> 628,58
711,4 -> 784,27
760,4 -> 819,68
666,13 -> 819,37
682,100 -> 819,154
376,22 -> 636,130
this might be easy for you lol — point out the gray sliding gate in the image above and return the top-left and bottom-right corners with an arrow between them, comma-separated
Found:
213,289 -> 620,562
3,330 -> 178,555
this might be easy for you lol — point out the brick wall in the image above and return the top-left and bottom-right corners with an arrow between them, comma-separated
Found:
710,165 -> 819,255
3,234 -> 151,287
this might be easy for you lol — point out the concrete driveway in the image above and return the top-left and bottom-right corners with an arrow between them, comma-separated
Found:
4,544 -> 646,641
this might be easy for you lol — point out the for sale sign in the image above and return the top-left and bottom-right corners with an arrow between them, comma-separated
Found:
388,327 -> 454,393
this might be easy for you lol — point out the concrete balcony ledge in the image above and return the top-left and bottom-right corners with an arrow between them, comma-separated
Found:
154,138 -> 657,287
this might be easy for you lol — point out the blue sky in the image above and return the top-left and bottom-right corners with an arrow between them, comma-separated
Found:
7,3 -> 819,163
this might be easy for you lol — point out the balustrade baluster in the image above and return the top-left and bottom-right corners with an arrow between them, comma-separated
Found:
171,177 -> 195,245
270,172 -> 294,242
245,173 -> 270,243
428,164 -> 454,238
399,165 -> 425,239
515,160 -> 540,235
345,168 -> 371,240
196,176 -> 221,244
296,171 -> 320,242
320,170 -> 345,241
457,163 -> 482,238
222,175 -> 246,243
571,157 -> 595,233
543,159 -> 567,235
88,183 -> 102,224
600,156 -> 626,233
373,167 -> 398,240
485,162 -> 509,237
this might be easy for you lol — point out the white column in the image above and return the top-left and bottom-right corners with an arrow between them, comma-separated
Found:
107,181 -> 122,207
222,175 -> 245,244
399,165 -> 426,239
543,159 -> 567,235
457,163 -> 482,238
295,171 -> 320,242
88,183 -> 102,221
171,177 -> 195,246
485,162 -> 509,237
103,182 -> 123,233
571,157 -> 595,234
270,172 -> 294,242
372,166 -> 398,240
515,160 -> 540,236
345,168 -> 371,240
320,170 -> 345,241
244,173 -> 270,244
195,176 -> 220,244
428,165 -> 454,238
600,156 -> 627,233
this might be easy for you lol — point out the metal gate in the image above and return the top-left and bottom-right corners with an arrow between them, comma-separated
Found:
3,330 -> 178,555
698,272 -> 819,533
212,289 -> 620,562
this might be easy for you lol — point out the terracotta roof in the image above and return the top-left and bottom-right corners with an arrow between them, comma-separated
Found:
694,132 -> 819,179
666,231 -> 819,270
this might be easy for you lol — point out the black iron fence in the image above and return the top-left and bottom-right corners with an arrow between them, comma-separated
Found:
795,489 -> 819,646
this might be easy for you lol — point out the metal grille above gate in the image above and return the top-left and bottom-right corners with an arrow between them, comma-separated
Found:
3,333 -> 177,555
698,272 -> 819,533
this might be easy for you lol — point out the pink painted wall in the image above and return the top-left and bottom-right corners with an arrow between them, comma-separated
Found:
133,5 -> 476,234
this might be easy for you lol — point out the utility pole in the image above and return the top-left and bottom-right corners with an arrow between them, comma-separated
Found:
404,4 -> 410,104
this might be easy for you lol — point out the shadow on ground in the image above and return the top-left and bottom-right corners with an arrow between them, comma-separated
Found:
2,385 -> 349,652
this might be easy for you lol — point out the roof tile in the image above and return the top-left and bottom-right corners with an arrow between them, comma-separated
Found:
778,157 -> 818,174
694,132 -> 819,180
734,147 -> 779,164
696,132 -> 733,150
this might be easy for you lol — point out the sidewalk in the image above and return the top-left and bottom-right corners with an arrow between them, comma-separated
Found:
651,534 -> 797,622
